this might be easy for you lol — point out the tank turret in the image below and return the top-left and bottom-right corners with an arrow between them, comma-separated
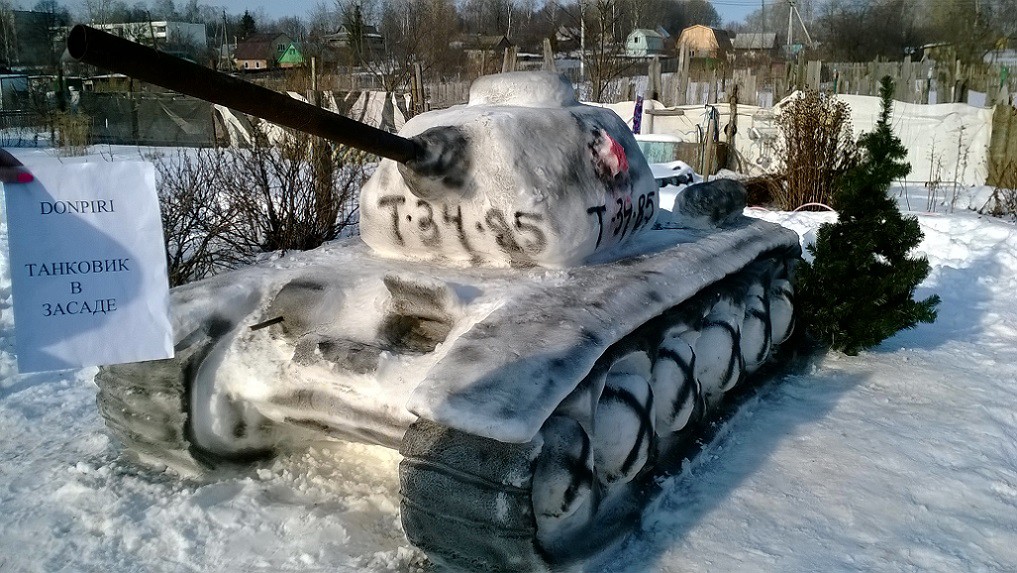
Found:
361,72 -> 658,267
68,26 -> 657,268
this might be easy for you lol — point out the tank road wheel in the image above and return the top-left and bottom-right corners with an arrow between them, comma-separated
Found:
398,253 -> 802,571
740,280 -> 772,375
532,416 -> 596,552
693,295 -> 746,404
772,260 -> 797,346
398,353 -> 658,571
769,264 -> 796,346
591,352 -> 655,486
651,328 -> 705,437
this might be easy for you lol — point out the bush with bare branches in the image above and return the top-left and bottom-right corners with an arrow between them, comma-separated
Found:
155,149 -> 249,286
981,187 -> 1017,220
156,126 -> 367,286
226,125 -> 363,253
774,90 -> 856,210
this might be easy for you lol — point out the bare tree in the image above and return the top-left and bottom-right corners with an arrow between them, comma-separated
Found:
584,0 -> 634,101
921,0 -> 1001,64
348,0 -> 462,90
995,0 -> 1017,38
155,149 -> 250,285
817,0 -> 924,61
302,1 -> 342,65
274,16 -> 308,44
150,0 -> 179,20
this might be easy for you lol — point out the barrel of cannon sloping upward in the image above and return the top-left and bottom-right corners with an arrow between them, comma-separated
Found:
66,24 -> 421,164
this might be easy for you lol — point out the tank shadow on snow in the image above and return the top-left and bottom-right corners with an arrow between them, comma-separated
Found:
588,368 -> 869,573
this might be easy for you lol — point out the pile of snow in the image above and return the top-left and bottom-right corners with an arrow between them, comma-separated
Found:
2,148 -> 1017,572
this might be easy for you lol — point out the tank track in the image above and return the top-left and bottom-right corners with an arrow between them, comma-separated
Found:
398,251 -> 798,571
95,331 -> 211,475
95,309 -> 274,475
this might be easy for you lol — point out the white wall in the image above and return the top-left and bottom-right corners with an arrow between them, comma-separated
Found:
593,94 -> 994,186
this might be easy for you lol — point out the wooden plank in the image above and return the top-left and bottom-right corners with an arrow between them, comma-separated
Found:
677,43 -> 690,105
807,60 -> 821,90
646,56 -> 663,100
542,38 -> 556,72
502,46 -> 518,73
988,104 -> 1017,187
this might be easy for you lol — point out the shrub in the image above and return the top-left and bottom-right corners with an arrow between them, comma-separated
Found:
774,89 -> 856,210
155,149 -> 250,286
156,125 -> 366,286
795,77 -> 940,355
980,187 -> 1017,220
52,111 -> 90,156
225,124 -> 363,253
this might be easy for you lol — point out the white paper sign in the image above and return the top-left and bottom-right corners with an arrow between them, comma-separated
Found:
3,160 -> 173,373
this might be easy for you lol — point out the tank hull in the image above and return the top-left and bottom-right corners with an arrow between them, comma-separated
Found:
96,218 -> 801,566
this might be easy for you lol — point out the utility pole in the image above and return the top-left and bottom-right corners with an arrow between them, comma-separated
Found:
787,0 -> 795,49
581,1 -> 587,79
785,0 -> 812,51
214,10 -> 229,70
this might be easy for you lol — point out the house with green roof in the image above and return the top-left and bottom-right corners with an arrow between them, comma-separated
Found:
234,32 -> 304,71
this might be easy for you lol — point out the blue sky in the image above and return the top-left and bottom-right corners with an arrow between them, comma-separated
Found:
712,1 -> 762,25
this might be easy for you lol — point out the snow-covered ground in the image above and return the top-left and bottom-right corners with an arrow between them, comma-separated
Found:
2,148 -> 1017,572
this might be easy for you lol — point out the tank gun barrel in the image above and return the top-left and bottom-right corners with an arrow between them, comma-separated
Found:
66,24 -> 422,164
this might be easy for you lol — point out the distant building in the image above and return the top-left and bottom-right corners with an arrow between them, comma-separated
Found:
0,73 -> 29,111
986,49 -> 1017,67
457,34 -> 515,76
676,25 -> 732,60
88,20 -> 207,52
908,42 -> 950,62
625,28 -> 665,57
326,24 -> 385,56
233,32 -> 304,71
732,32 -> 778,58
458,34 -> 514,54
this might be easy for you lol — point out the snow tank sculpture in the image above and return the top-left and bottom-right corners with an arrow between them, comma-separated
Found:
73,27 -> 800,571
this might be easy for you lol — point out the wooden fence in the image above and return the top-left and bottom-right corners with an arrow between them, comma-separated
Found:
988,104 -> 1017,188
406,56 -> 1014,112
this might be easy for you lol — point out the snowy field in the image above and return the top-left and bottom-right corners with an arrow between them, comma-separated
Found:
2,147 -> 1017,572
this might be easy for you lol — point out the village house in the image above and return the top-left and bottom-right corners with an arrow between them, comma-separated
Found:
233,33 -> 304,71
89,19 -> 206,50
326,24 -> 385,55
731,32 -> 779,60
676,25 -> 733,60
625,28 -> 665,58
457,34 -> 515,75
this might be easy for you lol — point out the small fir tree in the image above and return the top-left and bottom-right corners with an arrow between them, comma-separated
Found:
238,10 -> 257,41
795,76 -> 940,355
